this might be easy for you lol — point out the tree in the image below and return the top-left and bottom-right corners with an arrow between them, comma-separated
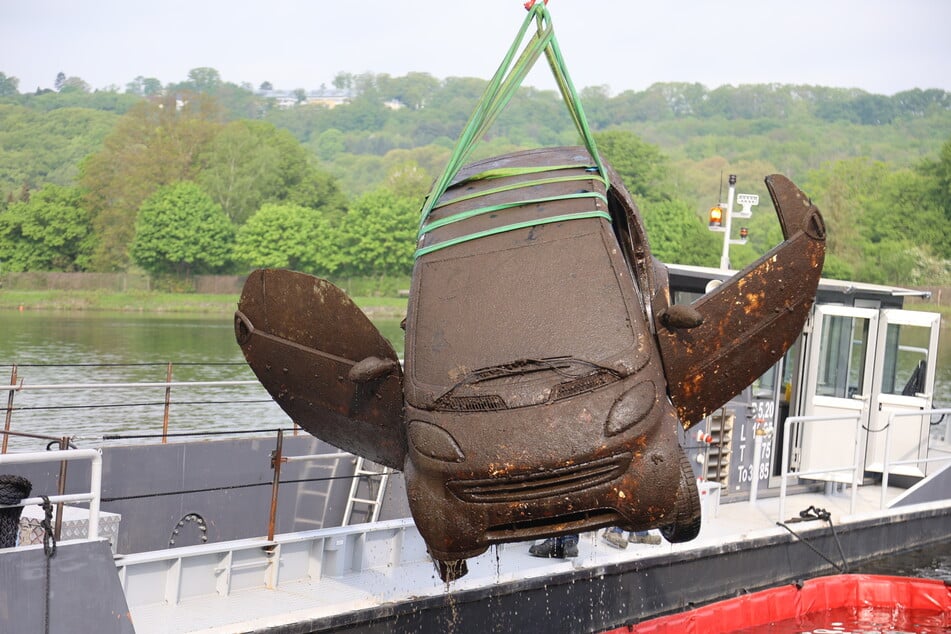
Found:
54,72 -> 66,91
594,130 -> 673,203
59,76 -> 91,93
131,182 -> 234,276
234,203 -> 339,274
337,189 -> 418,277
80,94 -> 222,270
125,76 -> 163,97
640,199 -> 719,267
259,81 -> 273,91
186,67 -> 222,94
919,138 -> 951,233
199,120 -> 347,224
0,73 -> 19,97
0,184 -> 94,271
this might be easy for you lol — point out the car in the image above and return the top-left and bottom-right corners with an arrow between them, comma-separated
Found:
235,145 -> 826,580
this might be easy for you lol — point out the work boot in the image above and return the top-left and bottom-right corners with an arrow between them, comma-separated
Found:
529,538 -> 563,558
561,538 -> 579,558
529,537 -> 578,558
629,531 -> 662,545
602,530 -> 629,549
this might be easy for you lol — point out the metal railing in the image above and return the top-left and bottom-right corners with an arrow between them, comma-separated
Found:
880,408 -> 951,508
778,413 -> 864,522
1,362 -> 282,452
0,448 -> 103,540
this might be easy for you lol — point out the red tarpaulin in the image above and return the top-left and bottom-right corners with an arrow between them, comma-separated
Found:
610,574 -> 951,634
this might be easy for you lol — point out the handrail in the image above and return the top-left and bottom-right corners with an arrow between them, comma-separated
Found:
1,380 -> 259,391
1,362 -> 282,452
778,413 -> 863,522
881,408 -> 951,508
0,448 -> 103,540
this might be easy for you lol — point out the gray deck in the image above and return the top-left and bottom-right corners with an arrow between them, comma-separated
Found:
121,479 -> 951,633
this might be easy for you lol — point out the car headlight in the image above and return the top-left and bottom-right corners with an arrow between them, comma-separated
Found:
605,380 -> 657,436
408,421 -> 465,462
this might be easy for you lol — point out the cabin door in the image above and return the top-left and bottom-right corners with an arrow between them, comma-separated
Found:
796,305 -> 879,482
865,309 -> 941,477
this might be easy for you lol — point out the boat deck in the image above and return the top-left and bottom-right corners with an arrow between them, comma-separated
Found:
122,478 -> 951,633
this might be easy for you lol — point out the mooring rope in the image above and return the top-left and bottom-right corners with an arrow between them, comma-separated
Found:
776,505 -> 849,573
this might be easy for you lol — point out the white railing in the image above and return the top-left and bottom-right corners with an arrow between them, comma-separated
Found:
0,448 -> 103,539
881,408 -> 951,508
778,413 -> 863,522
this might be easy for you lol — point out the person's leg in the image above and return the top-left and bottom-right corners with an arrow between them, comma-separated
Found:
629,530 -> 661,545
602,526 -> 628,549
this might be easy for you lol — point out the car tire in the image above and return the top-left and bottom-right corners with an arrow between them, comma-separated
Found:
659,448 -> 702,543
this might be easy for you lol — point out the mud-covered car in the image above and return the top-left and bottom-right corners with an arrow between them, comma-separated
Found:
235,146 -> 825,580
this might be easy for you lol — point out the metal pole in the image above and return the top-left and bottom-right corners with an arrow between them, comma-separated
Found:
720,174 -> 737,270
54,436 -> 69,541
2,364 -> 16,454
162,362 -> 173,443
267,429 -> 284,541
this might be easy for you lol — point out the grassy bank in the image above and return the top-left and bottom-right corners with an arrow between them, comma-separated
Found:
0,289 -> 408,318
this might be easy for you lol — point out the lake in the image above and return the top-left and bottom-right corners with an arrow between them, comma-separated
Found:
0,309 -> 948,451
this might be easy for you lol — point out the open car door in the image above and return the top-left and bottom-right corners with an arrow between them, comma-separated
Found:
654,175 -> 827,428
235,269 -> 406,469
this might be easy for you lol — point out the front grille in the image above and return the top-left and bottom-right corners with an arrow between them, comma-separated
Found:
448,453 -> 630,503
434,394 -> 507,411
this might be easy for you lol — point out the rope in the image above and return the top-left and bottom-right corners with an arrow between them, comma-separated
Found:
776,505 -> 849,573
417,1 -> 606,251
40,495 -> 56,634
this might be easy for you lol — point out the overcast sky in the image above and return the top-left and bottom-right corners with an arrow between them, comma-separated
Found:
2,0 -> 949,96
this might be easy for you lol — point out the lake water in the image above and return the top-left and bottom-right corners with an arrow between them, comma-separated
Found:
1,309 -> 948,450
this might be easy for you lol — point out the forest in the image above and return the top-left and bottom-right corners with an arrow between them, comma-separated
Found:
0,67 -> 949,289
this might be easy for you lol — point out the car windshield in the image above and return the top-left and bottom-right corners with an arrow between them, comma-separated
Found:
410,224 -> 639,390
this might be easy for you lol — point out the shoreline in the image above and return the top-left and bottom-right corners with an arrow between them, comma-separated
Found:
0,289 -> 408,319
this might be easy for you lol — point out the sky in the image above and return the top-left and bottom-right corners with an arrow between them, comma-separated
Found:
2,0 -> 950,97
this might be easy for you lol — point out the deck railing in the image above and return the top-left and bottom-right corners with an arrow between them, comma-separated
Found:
777,413 -> 864,522
1,362 -> 285,453
0,448 -> 103,539
880,408 -> 951,507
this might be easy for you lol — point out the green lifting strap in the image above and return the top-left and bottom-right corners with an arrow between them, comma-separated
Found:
417,2 -> 608,232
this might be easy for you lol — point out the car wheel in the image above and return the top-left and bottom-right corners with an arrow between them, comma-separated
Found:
659,448 -> 702,543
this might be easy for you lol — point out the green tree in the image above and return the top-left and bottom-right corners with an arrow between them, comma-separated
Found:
0,184 -> 93,271
919,138 -> 951,232
234,203 -> 339,274
200,119 -> 347,223
595,130 -> 673,203
125,76 -> 163,97
337,189 -> 418,277
80,94 -> 222,270
640,199 -> 719,266
186,67 -> 222,94
131,182 -> 234,276
0,73 -> 19,97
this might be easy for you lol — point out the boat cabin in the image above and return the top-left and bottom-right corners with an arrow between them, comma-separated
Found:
667,264 -> 943,499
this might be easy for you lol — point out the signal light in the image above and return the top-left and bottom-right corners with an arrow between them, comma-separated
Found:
708,206 -> 723,227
